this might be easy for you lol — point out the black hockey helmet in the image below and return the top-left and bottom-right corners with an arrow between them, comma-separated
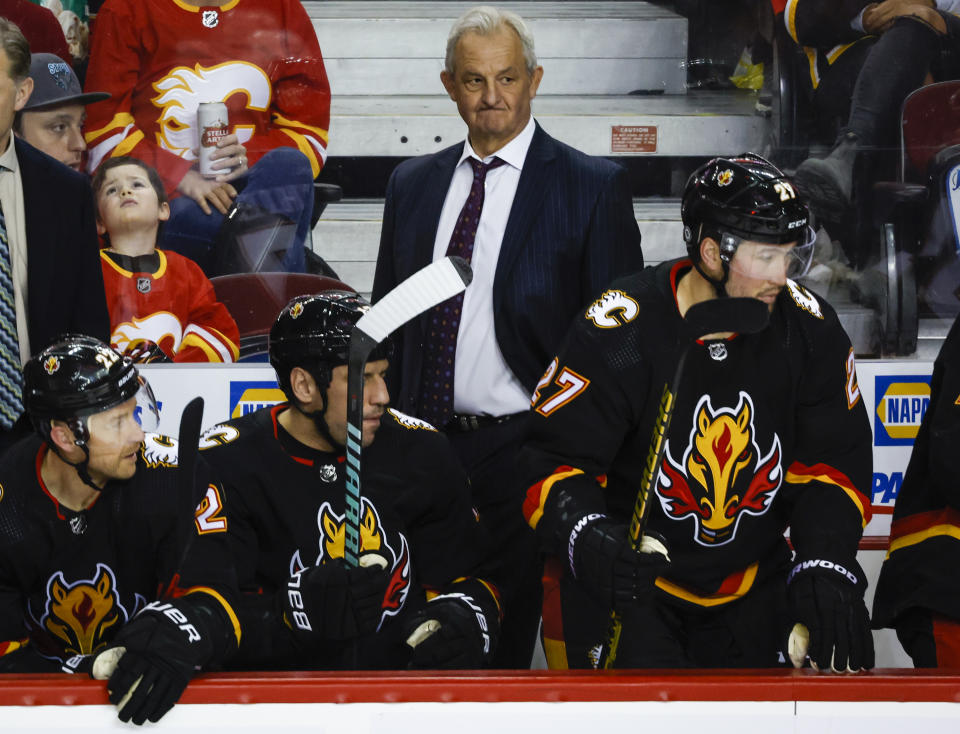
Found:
23,335 -> 159,488
681,153 -> 815,292
269,290 -> 393,399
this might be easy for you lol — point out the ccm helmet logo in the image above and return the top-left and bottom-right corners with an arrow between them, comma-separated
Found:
787,219 -> 806,229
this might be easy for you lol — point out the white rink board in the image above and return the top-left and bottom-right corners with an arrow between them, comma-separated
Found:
4,700 -> 960,733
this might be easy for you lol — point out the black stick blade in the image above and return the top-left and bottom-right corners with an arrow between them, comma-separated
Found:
683,297 -> 770,340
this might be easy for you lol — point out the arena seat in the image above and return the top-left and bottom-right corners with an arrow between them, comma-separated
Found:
211,272 -> 354,360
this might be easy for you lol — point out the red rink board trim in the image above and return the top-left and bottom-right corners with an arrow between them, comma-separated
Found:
3,670 -> 960,706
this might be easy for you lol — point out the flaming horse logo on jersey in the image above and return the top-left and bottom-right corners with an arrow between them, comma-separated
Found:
39,564 -> 134,656
656,391 -> 782,546
289,498 -> 411,628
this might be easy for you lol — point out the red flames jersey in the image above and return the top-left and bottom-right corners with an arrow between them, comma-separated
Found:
101,250 -> 239,363
84,0 -> 330,195
200,405 -> 498,669
0,434 -> 240,669
873,314 -> 960,629
521,260 -> 872,655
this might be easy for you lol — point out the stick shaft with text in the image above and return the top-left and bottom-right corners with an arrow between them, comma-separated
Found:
343,256 -> 473,567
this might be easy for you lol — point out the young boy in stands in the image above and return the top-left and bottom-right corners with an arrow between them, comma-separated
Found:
92,156 -> 239,363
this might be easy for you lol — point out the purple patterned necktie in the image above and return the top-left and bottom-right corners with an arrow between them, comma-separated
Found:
418,156 -> 506,427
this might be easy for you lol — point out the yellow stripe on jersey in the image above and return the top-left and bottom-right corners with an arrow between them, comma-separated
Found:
526,467 -> 584,530
543,636 -> 569,670
184,587 -> 241,644
278,129 -> 321,178
113,130 -> 145,158
886,524 -> 960,559
785,0 -> 800,43
181,333 -> 226,362
85,113 -> 136,144
654,563 -> 759,607
785,468 -> 868,528
272,114 -> 329,145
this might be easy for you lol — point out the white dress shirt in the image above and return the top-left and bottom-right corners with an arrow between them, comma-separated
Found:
431,115 -> 536,417
0,135 -> 30,363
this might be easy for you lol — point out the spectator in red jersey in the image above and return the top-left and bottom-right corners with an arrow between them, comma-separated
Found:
83,0 -> 330,274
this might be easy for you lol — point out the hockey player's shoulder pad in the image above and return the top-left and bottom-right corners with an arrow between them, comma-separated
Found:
141,434 -> 179,468
385,408 -> 438,432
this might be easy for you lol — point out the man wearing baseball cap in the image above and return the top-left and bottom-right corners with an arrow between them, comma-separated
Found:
14,52 -> 107,172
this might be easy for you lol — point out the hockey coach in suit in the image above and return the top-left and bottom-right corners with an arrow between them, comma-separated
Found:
372,5 -> 643,667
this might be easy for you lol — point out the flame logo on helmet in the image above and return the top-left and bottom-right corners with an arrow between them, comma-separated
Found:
43,356 -> 60,375
289,302 -> 304,320
38,564 -> 135,656
656,392 -> 782,546
717,169 -> 734,187
290,498 -> 411,628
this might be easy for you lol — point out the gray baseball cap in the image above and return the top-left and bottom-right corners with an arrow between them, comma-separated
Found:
23,53 -> 110,111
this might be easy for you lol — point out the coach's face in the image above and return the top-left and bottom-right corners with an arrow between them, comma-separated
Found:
0,48 -> 33,152
441,25 -> 542,159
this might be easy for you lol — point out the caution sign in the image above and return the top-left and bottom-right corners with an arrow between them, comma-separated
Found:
611,125 -> 657,153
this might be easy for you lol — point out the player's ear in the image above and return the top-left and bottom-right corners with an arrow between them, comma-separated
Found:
699,237 -> 724,276
158,201 -> 170,222
288,366 -> 317,405
48,419 -> 79,453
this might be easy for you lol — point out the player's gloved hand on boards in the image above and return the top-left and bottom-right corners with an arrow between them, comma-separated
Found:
786,556 -> 874,673
404,589 -> 501,669
90,599 -> 213,725
281,554 -> 390,643
568,514 -> 670,608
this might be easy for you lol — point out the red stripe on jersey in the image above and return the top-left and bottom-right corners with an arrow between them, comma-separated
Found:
891,507 -> 960,541
786,460 -> 872,525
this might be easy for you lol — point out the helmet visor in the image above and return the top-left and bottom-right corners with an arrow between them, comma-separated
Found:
132,376 -> 160,432
722,226 -> 816,281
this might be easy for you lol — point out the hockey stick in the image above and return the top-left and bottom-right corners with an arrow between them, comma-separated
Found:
92,396 -> 206,687
343,256 -> 473,567
600,297 -> 770,669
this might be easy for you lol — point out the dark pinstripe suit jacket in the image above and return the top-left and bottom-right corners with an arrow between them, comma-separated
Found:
372,122 -> 644,414
16,138 -> 109,353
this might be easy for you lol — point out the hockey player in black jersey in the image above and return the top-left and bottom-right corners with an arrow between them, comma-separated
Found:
201,291 -> 501,670
872,313 -> 960,667
521,154 -> 874,672
0,335 -> 241,724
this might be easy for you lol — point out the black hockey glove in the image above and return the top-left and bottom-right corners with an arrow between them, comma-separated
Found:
91,599 -> 215,725
786,557 -> 875,673
568,515 -> 670,609
281,557 -> 390,644
404,589 -> 501,669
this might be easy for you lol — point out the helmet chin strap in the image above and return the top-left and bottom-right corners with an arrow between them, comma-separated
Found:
47,422 -> 105,494
692,243 -> 731,298
292,368 -> 344,452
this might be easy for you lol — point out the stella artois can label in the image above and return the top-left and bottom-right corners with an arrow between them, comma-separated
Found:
198,101 -> 229,177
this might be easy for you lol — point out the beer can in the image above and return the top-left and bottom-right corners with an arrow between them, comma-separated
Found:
197,101 -> 229,177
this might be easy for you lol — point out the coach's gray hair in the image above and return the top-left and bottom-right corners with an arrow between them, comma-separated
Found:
0,18 -> 30,82
445,5 -> 538,75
